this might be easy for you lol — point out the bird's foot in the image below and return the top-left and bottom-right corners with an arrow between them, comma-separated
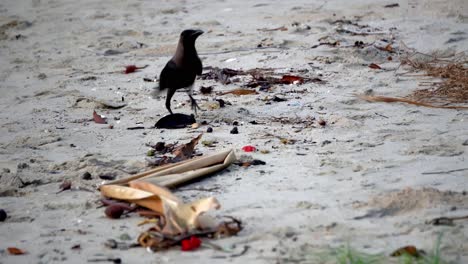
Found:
189,96 -> 201,116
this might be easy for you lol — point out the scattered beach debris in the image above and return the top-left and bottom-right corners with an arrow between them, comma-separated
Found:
93,110 -> 108,124
359,51 -> 468,109
100,170 -> 241,252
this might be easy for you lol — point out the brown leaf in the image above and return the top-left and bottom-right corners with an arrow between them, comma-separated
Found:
129,181 -> 181,203
390,245 -> 424,257
280,75 -> 304,84
8,247 -> 26,255
100,185 -> 165,214
369,63 -> 382,69
56,180 -> 72,194
93,110 -> 107,124
384,44 -> 393,52
172,134 -> 202,161
220,89 -> 258,96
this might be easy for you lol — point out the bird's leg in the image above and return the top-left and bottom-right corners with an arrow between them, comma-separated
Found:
187,87 -> 201,115
165,88 -> 176,115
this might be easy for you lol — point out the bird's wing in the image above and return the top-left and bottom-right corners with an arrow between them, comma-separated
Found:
196,58 -> 203,75
159,60 -> 196,90
158,60 -> 176,91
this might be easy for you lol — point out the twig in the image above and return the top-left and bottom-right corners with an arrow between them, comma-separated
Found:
374,112 -> 389,118
426,215 -> 468,226
357,94 -> 468,109
422,168 -> 468,175
177,187 -> 220,192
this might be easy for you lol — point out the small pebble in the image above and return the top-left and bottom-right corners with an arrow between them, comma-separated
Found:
82,172 -> 92,180
232,121 -> 239,126
0,209 -> 7,221
318,119 -> 326,126
105,204 -> 124,219
99,174 -> 116,180
230,127 -> 239,134
206,127 -> 213,133
17,163 -> 28,169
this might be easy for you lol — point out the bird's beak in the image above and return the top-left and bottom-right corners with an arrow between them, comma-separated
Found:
191,30 -> 204,37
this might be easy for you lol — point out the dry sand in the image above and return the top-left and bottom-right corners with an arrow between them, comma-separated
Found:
0,0 -> 467,263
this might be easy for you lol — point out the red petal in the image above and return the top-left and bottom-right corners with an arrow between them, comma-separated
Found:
125,65 -> 137,74
189,236 -> 202,248
242,145 -> 256,152
93,111 -> 108,124
181,239 -> 192,251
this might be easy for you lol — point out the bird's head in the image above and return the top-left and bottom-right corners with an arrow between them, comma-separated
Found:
180,29 -> 204,45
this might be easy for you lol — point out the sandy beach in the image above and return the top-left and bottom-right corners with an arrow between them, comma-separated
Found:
1,0 -> 467,263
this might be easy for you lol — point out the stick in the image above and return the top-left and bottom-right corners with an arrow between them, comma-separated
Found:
357,94 -> 468,109
422,168 -> 468,175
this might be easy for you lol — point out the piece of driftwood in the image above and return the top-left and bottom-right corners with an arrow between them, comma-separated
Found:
102,149 -> 236,188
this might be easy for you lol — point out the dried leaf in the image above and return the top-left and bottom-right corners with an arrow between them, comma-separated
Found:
384,44 -> 393,52
133,181 -> 220,233
220,89 -> 258,96
8,247 -> 26,255
93,110 -> 107,124
129,181 -> 180,203
369,63 -> 382,69
280,75 -> 304,84
172,134 -> 202,161
390,245 -> 424,257
100,185 -> 155,200
56,180 -> 72,194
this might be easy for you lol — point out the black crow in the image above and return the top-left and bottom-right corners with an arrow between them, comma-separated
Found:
158,29 -> 203,115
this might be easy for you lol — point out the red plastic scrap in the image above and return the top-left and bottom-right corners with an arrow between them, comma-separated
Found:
181,236 -> 202,251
